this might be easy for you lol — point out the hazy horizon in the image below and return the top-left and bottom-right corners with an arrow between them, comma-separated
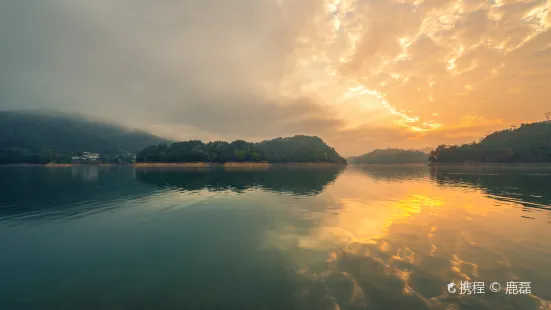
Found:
2,0 -> 550,156
0,108 -> 439,157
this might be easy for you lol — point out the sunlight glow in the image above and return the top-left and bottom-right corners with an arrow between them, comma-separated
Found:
447,45 -> 465,72
273,0 -> 547,147
339,85 -> 441,132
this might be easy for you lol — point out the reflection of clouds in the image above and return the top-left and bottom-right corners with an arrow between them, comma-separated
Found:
324,194 -> 441,244
272,168 -> 551,308
4,167 -> 551,308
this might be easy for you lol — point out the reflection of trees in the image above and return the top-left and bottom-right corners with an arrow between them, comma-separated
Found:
429,167 -> 551,210
0,166 -> 344,222
0,166 -> 154,222
353,165 -> 551,210
135,167 -> 345,196
351,166 -> 428,182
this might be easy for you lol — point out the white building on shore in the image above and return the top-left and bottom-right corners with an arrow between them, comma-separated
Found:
72,152 -> 101,163
83,152 -> 100,161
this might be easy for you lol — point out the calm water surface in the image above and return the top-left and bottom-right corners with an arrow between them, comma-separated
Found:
1,166 -> 550,310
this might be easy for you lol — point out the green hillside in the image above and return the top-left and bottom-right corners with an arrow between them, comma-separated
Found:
0,111 -> 169,164
429,121 -> 551,164
137,135 -> 347,164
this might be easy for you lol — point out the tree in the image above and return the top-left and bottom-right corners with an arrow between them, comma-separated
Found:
135,135 -> 346,164
0,110 -> 168,164
428,122 -> 551,164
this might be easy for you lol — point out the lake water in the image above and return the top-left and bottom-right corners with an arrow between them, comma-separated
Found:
1,166 -> 550,310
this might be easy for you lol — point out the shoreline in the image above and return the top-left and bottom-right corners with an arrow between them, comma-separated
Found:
349,163 -> 427,167
0,163 -> 122,168
4,162 -> 551,168
428,163 -> 551,167
133,162 -> 346,168
134,162 -> 270,168
1,162 -> 346,168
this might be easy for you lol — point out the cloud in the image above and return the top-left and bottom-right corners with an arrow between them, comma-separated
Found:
0,0 -> 335,136
1,0 -> 551,156
330,0 -> 551,135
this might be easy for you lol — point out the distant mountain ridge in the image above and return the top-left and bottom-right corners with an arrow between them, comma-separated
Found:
413,147 -> 433,154
0,110 -> 169,164
348,148 -> 428,164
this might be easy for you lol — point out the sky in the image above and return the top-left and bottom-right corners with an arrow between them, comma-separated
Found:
1,0 -> 551,156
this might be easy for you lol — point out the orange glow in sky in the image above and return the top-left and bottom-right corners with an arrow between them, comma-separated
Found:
2,0 -> 551,155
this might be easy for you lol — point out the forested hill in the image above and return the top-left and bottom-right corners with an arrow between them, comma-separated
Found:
0,111 -> 169,164
429,121 -> 551,164
348,148 -> 428,164
137,135 -> 347,164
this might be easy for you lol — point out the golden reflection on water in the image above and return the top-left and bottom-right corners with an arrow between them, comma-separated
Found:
288,167 -> 551,310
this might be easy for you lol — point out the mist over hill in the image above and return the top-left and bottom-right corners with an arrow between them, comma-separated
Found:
0,110 -> 169,164
0,110 -> 346,165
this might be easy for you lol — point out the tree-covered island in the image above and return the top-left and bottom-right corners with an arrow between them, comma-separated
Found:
136,135 -> 347,164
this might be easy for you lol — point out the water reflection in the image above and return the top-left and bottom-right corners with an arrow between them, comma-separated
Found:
352,165 -> 428,182
1,166 -> 551,310
71,165 -> 100,181
429,166 -> 551,210
0,166 -> 344,222
353,165 -> 551,211
0,166 -> 153,222
135,166 -> 344,195
0,187 -> 310,310
286,167 -> 551,309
